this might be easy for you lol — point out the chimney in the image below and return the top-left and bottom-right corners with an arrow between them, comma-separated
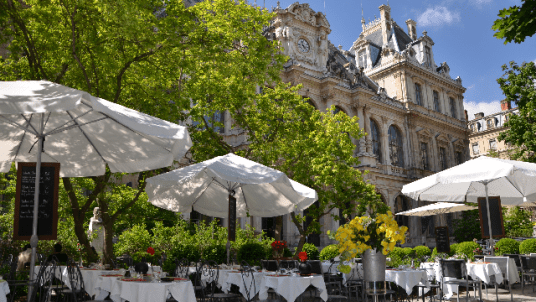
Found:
474,112 -> 484,119
501,99 -> 512,111
379,4 -> 391,46
464,110 -> 468,121
405,19 -> 417,40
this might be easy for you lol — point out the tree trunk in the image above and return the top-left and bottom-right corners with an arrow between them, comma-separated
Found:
102,218 -> 115,265
274,215 -> 283,241
290,212 -> 307,257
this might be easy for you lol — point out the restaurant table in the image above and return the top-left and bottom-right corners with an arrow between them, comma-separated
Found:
385,269 -> 429,295
223,271 -> 267,298
0,280 -> 10,302
109,279 -> 196,302
34,266 -> 117,297
258,274 -> 327,302
93,273 -> 126,300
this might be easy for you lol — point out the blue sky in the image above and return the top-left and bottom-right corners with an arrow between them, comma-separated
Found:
262,0 -> 535,120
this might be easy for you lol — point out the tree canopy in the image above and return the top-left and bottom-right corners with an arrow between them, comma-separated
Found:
492,0 -> 536,44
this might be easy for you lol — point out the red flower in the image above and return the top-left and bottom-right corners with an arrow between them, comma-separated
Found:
298,251 -> 308,262
271,240 -> 287,251
147,247 -> 155,256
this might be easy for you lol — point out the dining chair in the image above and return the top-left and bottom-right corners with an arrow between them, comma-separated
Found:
200,260 -> 240,302
484,256 -> 513,302
307,260 -> 322,275
240,261 -> 257,302
438,259 -> 480,302
519,255 -> 536,294
174,258 -> 190,279
62,260 -> 106,302
341,263 -> 364,302
325,281 -> 349,302
261,260 -> 278,272
503,254 -> 522,278
279,260 -> 297,270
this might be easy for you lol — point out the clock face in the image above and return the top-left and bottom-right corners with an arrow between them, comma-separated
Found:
297,39 -> 310,53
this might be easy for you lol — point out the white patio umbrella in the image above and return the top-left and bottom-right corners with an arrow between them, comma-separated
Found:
395,202 -> 476,217
145,153 -> 318,263
401,156 -> 536,253
0,80 -> 192,281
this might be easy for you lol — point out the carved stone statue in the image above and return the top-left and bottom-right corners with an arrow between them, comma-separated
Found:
88,206 -> 105,255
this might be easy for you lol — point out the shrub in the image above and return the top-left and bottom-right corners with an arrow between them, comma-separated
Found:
456,241 -> 481,260
203,244 -> 227,264
495,238 -> 520,255
452,209 -> 481,243
299,243 -> 319,260
319,245 -> 339,260
519,239 -> 536,254
387,247 -> 413,267
238,243 -> 267,266
431,243 -> 458,258
503,207 -> 533,238
413,246 -> 431,259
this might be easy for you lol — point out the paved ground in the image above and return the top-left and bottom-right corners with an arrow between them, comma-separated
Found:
439,283 -> 536,302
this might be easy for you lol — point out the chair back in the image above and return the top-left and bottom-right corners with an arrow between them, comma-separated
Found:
307,260 -> 322,275
439,259 -> 465,279
503,254 -> 521,268
198,260 -> 219,302
240,261 -> 256,302
67,260 -> 91,301
261,260 -> 278,271
279,260 -> 297,269
520,256 -> 536,271
174,258 -> 189,278
325,261 -> 342,283
484,256 -> 509,280
29,260 -> 57,302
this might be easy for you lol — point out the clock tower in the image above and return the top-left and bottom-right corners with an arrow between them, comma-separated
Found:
273,3 -> 331,72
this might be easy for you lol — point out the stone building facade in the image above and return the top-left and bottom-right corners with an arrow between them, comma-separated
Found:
235,2 -> 469,248
468,100 -> 518,159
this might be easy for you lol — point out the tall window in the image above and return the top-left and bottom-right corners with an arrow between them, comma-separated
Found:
439,147 -> 447,170
425,46 -> 432,67
455,151 -> 463,165
370,119 -> 382,163
449,97 -> 457,119
395,195 -> 409,228
472,143 -> 479,155
333,106 -> 343,115
489,139 -> 497,150
388,125 -> 404,167
415,83 -> 423,106
433,91 -> 440,112
420,142 -> 429,170
358,50 -> 367,68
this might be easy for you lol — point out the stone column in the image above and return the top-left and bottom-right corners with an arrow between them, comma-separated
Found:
431,135 -> 439,171
357,105 -> 366,154
364,108 -> 373,154
382,122 -> 391,167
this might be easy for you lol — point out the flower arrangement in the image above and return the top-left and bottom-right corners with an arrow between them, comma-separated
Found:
147,247 -> 155,256
334,211 -> 407,273
298,251 -> 308,262
473,247 -> 483,255
271,240 -> 287,259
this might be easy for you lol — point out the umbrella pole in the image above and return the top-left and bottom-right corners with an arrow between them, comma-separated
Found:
484,182 -> 494,256
28,115 -> 44,302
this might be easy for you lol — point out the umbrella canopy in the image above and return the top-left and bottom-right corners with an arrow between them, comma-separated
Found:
395,202 -> 476,217
146,153 -> 318,218
401,156 -> 536,206
0,80 -> 192,177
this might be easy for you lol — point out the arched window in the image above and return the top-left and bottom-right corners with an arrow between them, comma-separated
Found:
388,125 -> 404,167
433,90 -> 440,112
449,97 -> 457,119
333,106 -> 344,115
370,119 -> 382,163
395,195 -> 409,228
415,83 -> 423,106
307,100 -> 317,109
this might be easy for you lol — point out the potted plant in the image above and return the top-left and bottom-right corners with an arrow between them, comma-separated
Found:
271,240 -> 287,261
332,211 -> 408,293
298,251 -> 311,275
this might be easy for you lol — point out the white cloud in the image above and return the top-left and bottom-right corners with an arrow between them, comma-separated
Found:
463,100 -> 502,120
417,7 -> 461,27
473,0 -> 493,4
467,84 -> 475,90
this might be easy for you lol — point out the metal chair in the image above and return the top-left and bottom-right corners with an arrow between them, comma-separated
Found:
62,260 -> 106,302
307,260 -> 322,275
519,255 -> 536,294
438,259 -> 480,302
484,256 -> 513,302
240,261 -> 257,302
199,260 -> 240,302
279,260 -> 297,270
261,260 -> 278,272
174,258 -> 190,278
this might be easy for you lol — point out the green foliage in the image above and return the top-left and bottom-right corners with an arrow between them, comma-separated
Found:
492,0 -> 536,44
519,239 -> 536,254
299,243 -> 319,260
387,247 -> 413,267
452,209 -> 481,243
431,243 -> 458,259
238,243 -> 267,266
497,61 -> 536,163
503,207 -> 533,238
319,245 -> 340,261
495,238 -> 520,255
456,242 -> 481,261
413,246 -> 431,259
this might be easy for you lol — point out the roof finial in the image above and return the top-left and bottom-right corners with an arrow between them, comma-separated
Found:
276,1 -> 280,9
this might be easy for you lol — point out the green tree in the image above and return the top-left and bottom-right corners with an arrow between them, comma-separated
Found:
503,206 -> 533,238
497,61 -> 536,162
492,0 -> 536,44
452,209 -> 481,243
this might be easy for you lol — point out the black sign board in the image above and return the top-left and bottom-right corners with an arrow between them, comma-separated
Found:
435,226 -> 450,253
14,162 -> 60,240
228,194 -> 236,242
478,196 -> 505,238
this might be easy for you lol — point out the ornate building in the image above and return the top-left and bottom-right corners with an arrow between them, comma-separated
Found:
246,2 -> 470,248
468,100 -> 518,159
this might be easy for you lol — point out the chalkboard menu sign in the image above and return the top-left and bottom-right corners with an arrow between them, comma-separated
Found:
228,195 -> 236,242
435,226 -> 450,253
14,162 -> 60,240
478,196 -> 505,238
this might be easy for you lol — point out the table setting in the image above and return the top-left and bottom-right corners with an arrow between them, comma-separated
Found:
258,273 -> 327,302
108,275 -> 195,302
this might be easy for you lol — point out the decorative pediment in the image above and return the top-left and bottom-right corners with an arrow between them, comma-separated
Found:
416,129 -> 432,141
436,133 -> 449,147
286,2 -> 330,29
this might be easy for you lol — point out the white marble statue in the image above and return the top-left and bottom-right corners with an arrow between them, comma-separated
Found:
88,207 -> 105,255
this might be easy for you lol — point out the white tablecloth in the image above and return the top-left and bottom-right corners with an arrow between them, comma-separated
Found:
0,280 -> 10,302
259,275 -> 327,302
385,269 -> 429,295
466,262 -> 503,285
223,271 -> 266,298
110,280 -> 196,302
93,274 -> 126,300
35,266 -> 116,297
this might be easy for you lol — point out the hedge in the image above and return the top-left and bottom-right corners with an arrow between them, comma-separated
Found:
519,239 -> 536,254
319,245 -> 339,260
495,238 -> 520,255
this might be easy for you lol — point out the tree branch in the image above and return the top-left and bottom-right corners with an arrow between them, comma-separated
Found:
111,172 -> 148,220
67,4 -> 92,92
